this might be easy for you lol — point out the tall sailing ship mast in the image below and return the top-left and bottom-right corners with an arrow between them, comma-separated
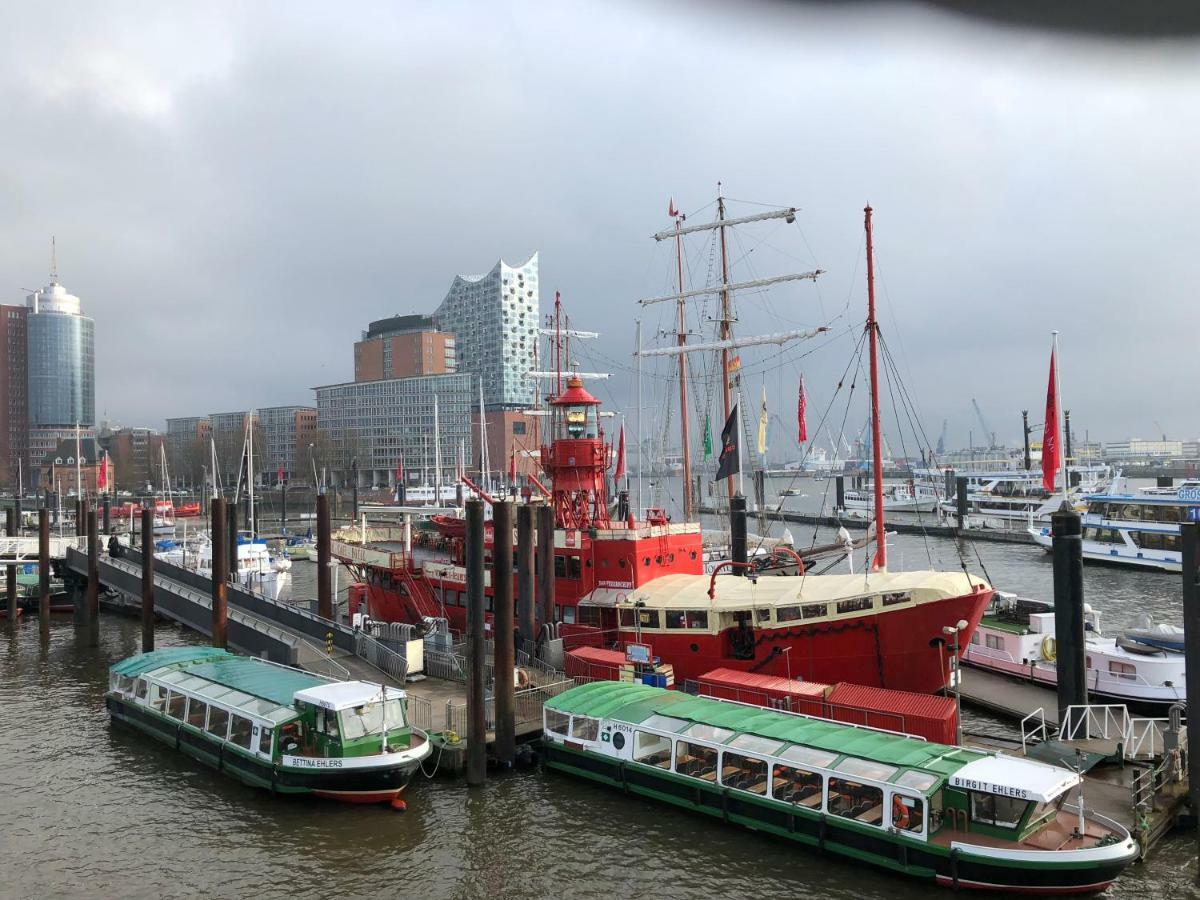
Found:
639,189 -> 825,519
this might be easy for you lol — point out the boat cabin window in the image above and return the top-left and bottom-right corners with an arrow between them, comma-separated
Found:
166,692 -> 187,720
1109,661 -> 1136,681
258,727 -> 273,756
570,716 -> 600,742
882,592 -> 910,607
771,763 -> 823,807
641,714 -> 687,732
207,706 -> 230,739
720,751 -> 769,795
802,603 -> 827,619
836,757 -> 898,782
836,597 -> 873,615
828,777 -> 884,826
728,734 -> 785,756
891,793 -> 925,834
779,745 -> 838,769
675,741 -> 718,781
148,684 -> 168,712
969,792 -> 1026,828
230,715 -> 254,750
620,608 -> 661,629
985,635 -> 1004,651
894,770 -> 939,792
777,605 -> 802,623
632,730 -> 672,768
665,610 -> 709,629
340,698 -> 406,740
683,723 -> 734,743
544,708 -> 571,735
187,700 -> 209,729
134,678 -> 149,701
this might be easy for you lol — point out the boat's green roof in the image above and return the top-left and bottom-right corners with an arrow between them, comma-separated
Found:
111,648 -> 332,707
546,681 -> 984,778
111,647 -> 232,678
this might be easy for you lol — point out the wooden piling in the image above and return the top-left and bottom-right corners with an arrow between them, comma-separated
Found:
730,494 -> 748,575
835,475 -> 845,511
102,497 -> 110,534
536,503 -> 555,631
227,502 -> 239,579
317,493 -> 332,620
1179,523 -> 1200,881
211,498 -> 228,648
516,503 -> 535,645
86,509 -> 99,646
492,500 -> 516,767
6,507 -> 17,623
141,507 -> 155,653
955,476 -> 969,530
465,498 -> 487,786
1051,503 -> 1087,729
38,509 -> 50,636
75,498 -> 83,537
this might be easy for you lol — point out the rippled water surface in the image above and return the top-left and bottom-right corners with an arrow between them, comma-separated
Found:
3,481 -> 1199,898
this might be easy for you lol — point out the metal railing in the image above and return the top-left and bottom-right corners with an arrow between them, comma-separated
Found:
354,632 -> 409,683
407,694 -> 433,732
1021,708 -> 1048,752
297,638 -> 351,680
1058,703 -> 1187,761
424,648 -> 467,681
1059,704 -> 1132,743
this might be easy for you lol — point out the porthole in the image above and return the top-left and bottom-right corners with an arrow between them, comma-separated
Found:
655,555 -> 663,564
643,557 -> 650,566
690,551 -> 697,560
667,553 -> 675,563
618,558 -> 627,568
612,732 -> 626,751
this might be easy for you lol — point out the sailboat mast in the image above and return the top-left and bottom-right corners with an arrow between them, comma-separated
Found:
635,318 -> 644,518
717,190 -> 735,500
864,205 -> 886,571
674,214 -> 694,521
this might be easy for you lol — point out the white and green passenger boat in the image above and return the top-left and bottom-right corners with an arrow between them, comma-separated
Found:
107,647 -> 431,806
542,682 -> 1138,894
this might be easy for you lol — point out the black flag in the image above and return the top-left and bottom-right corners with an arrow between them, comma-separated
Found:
714,403 -> 740,481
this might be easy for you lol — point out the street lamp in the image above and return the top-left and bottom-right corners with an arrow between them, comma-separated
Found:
943,618 -> 969,745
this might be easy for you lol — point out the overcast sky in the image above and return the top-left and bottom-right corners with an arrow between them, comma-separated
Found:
2,1 -> 1196,455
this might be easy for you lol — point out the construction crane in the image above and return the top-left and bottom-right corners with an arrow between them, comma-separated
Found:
1155,420 -> 1167,442
935,419 -> 947,456
971,399 -> 997,449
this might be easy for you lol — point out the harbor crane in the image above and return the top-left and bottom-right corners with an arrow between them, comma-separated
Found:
971,399 -> 997,449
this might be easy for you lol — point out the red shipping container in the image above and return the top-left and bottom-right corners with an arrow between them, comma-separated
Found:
825,682 -> 957,745
565,646 -> 627,681
697,668 -> 829,716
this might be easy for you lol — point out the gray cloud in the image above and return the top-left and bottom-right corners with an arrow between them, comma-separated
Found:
0,1 -> 1195,455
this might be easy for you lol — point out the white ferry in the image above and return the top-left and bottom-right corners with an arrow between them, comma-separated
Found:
961,592 -> 1185,708
939,467 -> 1110,527
1028,487 -> 1200,573
844,481 -> 940,513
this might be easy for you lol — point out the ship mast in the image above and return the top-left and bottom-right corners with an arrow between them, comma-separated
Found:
673,212 -> 694,521
864,206 -> 886,571
717,188 -> 735,500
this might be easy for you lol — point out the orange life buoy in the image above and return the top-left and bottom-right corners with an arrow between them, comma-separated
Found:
892,795 -> 910,830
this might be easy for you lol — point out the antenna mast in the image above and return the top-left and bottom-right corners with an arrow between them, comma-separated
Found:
51,236 -> 58,282
865,206 -> 886,571
673,210 -> 694,521
717,186 -> 735,500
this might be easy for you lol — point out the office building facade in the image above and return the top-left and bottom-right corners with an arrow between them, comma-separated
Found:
0,305 -> 28,488
354,314 -> 456,381
26,279 -> 95,461
258,405 -> 317,483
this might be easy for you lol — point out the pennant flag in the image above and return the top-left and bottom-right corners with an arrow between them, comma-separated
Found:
614,425 -> 627,481
797,375 -> 808,444
97,452 -> 108,492
668,197 -> 679,218
1042,345 -> 1060,493
757,384 -> 768,456
729,355 -> 741,373
714,404 -> 741,482
702,415 -> 713,461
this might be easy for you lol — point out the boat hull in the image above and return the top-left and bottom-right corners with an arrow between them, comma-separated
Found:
107,695 -> 427,803
543,742 -> 1135,894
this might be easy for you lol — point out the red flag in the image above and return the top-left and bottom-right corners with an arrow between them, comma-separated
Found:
668,197 -> 679,218
797,376 -> 808,444
1042,346 -> 1059,493
97,452 -> 108,491
396,454 -> 404,484
614,425 -> 627,481
277,464 -> 284,484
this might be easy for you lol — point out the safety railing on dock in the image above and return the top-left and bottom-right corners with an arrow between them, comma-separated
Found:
424,648 -> 467,681
1058,703 -> 1187,762
297,638 -> 351,680
441,679 -> 576,736
354,632 -> 409,683
1020,708 -> 1048,752
1059,704 -> 1132,744
406,694 -> 433,733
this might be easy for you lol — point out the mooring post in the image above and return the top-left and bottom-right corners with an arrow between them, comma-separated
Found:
753,470 -> 766,514
227,501 -> 238,580
516,503 -> 535,645
465,498 -> 487,786
102,496 -> 110,535
75,498 -> 82,537
6,507 -> 17,623
730,494 -> 748,575
211,498 -> 227,648
835,475 -> 845,512
38,509 -> 50,636
492,500 -> 516,767
317,493 -> 332,620
86,509 -> 99,647
536,503 -> 555,631
1051,503 -> 1087,731
955,476 -> 969,531
141,507 -> 155,653
1179,523 -> 1200,878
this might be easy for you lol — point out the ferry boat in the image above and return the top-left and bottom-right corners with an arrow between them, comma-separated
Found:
938,468 -> 1109,527
542,681 -> 1138,894
106,647 -> 430,805
962,592 -> 1186,708
844,481 -> 939,513
1028,488 -> 1200,573
331,210 -> 993,695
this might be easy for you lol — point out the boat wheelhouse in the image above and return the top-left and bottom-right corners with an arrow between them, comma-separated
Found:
106,647 -> 430,805
542,682 -> 1138,894
1028,490 -> 1200,573
962,592 -> 1186,708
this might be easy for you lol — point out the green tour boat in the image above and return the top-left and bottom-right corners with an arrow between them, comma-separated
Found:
107,647 -> 431,806
542,682 -> 1138,894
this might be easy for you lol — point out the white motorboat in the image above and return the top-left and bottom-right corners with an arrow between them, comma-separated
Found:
158,533 -> 293,601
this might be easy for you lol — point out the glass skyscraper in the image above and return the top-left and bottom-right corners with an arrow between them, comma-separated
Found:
26,280 -> 95,462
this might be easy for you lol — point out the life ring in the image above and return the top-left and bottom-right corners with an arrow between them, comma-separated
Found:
892,795 -> 909,830
1041,636 -> 1057,662
515,668 -> 531,689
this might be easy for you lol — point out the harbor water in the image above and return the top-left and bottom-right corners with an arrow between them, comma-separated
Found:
3,483 -> 1199,898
